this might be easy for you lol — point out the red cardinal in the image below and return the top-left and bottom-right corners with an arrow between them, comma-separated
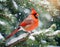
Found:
6,8 -> 39,39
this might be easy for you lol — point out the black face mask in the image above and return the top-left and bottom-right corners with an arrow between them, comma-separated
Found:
33,13 -> 38,19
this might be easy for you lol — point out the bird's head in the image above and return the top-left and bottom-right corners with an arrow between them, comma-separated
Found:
31,8 -> 39,17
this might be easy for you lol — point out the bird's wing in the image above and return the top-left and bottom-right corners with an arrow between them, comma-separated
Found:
20,19 -> 33,26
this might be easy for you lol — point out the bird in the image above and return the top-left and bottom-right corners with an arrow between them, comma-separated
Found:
6,8 -> 39,39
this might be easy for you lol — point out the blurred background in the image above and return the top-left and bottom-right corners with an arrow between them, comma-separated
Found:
0,0 -> 60,47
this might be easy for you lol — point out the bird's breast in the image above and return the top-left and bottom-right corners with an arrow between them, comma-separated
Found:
20,15 -> 39,31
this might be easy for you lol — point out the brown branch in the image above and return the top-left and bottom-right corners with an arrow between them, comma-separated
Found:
6,33 -> 30,47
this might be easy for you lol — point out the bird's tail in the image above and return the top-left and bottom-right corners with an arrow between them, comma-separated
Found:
6,27 -> 20,39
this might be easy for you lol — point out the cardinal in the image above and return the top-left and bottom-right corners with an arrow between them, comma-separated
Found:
6,8 -> 39,39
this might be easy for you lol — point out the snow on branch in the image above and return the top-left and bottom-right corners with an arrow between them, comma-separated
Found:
30,24 -> 60,38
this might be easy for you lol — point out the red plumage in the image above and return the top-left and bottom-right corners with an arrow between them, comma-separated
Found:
6,8 -> 39,39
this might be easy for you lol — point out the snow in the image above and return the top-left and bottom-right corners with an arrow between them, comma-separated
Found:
29,35 -> 35,41
19,13 -> 21,15
0,33 -> 4,40
6,33 -> 29,46
47,45 -> 60,47
0,21 -> 6,25
40,0 -> 50,5
0,0 -> 6,2
31,31 -> 42,36
12,0 -> 18,10
24,9 -> 30,14
41,40 -> 47,44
